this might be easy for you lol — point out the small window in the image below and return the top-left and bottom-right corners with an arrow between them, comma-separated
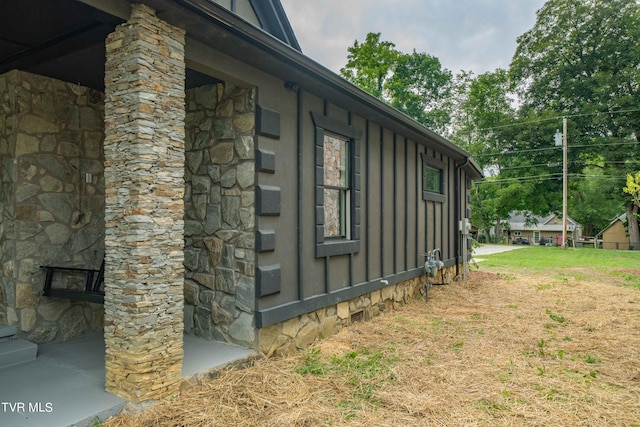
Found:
421,154 -> 446,203
311,112 -> 362,257
323,133 -> 350,238
424,165 -> 442,194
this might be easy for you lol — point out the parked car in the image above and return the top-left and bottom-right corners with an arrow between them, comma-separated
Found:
513,237 -> 530,245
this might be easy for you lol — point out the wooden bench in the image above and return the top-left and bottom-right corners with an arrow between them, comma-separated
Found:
41,260 -> 105,304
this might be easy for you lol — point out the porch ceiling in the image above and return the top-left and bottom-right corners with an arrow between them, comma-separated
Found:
0,0 -> 119,90
0,0 -> 219,91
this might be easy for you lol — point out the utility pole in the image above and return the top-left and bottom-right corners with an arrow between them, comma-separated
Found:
562,117 -> 568,249
555,118 -> 569,249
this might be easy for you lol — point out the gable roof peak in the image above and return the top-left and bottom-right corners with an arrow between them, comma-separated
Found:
216,0 -> 300,50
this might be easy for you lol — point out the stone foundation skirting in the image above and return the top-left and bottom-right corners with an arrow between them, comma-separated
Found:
258,274 -> 435,356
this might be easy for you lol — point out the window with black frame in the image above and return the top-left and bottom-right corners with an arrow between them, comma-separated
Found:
323,132 -> 350,239
312,113 -> 361,257
421,154 -> 446,202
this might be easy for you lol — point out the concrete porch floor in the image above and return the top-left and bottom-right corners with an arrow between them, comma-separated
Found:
0,332 -> 255,427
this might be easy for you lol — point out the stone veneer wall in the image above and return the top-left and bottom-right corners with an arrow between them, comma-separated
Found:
183,83 -> 256,348
258,266 -> 457,356
103,4 -> 186,402
0,69 -> 105,342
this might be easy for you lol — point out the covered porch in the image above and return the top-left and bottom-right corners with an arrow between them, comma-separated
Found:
1,0 -> 258,404
0,333 -> 254,427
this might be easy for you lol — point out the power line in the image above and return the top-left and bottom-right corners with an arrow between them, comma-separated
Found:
571,174 -> 628,180
473,146 -> 557,158
569,141 -> 640,150
475,173 -> 628,185
500,163 -> 556,170
473,140 -> 640,159
477,107 -> 640,132
499,159 -> 640,171
477,117 -> 557,132
563,108 -> 640,120
475,173 -> 562,184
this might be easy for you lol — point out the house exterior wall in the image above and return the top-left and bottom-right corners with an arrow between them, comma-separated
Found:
509,228 -> 579,246
1,0 -> 478,404
188,37 -> 473,350
0,69 -> 105,342
247,75 -> 472,351
503,214 -> 581,246
258,274 -> 425,355
511,231 -> 558,245
539,232 -> 558,245
602,221 -> 629,250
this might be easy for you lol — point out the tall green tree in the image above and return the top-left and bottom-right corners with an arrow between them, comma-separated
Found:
510,0 -> 640,248
571,167 -> 625,236
386,50 -> 452,133
461,70 -> 517,237
459,69 -> 515,167
457,70 -> 561,236
625,171 -> 640,208
448,70 -> 475,144
340,32 -> 453,133
340,32 -> 398,99
624,171 -> 640,249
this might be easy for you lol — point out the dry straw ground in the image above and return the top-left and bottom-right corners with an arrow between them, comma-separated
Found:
106,265 -> 640,426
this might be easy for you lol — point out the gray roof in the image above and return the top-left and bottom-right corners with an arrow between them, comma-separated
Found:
247,0 -> 301,51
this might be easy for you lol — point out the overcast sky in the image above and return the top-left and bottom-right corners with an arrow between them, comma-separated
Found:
280,0 -> 547,76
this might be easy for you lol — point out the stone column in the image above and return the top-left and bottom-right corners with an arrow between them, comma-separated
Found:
103,4 -> 186,402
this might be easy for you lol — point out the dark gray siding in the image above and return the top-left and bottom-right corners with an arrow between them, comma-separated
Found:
254,84 -> 472,327
253,77 -> 297,309
416,144 -> 426,269
366,123 -> 382,281
350,114 -> 368,287
300,93 -> 325,299
394,136 -> 406,272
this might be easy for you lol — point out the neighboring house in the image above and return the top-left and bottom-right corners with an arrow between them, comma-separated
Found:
596,214 -> 629,250
503,212 -> 582,245
0,0 -> 482,402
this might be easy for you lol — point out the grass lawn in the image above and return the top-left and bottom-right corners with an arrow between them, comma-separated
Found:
477,245 -> 640,272
106,248 -> 640,427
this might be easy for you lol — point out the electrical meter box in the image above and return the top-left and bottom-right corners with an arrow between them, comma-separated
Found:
459,218 -> 471,235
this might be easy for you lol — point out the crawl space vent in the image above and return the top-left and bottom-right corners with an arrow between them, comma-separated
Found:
350,309 -> 365,323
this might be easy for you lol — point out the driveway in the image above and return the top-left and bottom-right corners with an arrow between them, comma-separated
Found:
473,244 -> 529,257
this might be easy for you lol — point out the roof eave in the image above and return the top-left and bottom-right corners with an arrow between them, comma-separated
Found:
145,0 -> 480,174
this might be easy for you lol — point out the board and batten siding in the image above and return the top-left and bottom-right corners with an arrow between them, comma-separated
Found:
138,5 -> 477,332
254,86 -> 469,328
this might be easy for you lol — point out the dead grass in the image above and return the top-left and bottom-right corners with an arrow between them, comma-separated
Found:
106,268 -> 640,426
